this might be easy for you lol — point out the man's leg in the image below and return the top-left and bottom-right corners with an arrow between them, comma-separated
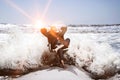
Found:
57,48 -> 65,68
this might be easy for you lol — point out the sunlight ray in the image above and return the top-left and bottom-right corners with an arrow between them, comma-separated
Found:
41,0 -> 52,19
5,0 -> 33,21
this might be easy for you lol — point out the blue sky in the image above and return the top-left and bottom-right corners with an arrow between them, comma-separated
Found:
0,0 -> 120,24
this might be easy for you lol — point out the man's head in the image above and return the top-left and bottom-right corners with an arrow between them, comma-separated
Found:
50,26 -> 57,32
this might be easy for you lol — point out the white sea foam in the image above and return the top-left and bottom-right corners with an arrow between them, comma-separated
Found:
66,33 -> 120,76
0,26 -> 48,69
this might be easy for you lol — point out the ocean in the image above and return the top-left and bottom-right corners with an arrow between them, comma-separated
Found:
0,24 -> 120,80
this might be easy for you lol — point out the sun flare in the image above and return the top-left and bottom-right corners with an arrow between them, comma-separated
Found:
34,20 -> 45,29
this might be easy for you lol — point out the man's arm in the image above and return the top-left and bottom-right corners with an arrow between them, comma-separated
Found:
60,26 -> 67,36
40,28 -> 48,37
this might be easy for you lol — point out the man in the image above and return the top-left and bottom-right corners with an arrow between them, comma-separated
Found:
51,26 -> 70,68
40,26 -> 70,68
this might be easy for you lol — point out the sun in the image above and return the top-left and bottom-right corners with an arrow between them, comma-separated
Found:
34,20 -> 45,29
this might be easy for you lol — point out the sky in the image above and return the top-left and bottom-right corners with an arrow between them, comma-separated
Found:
0,0 -> 120,25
